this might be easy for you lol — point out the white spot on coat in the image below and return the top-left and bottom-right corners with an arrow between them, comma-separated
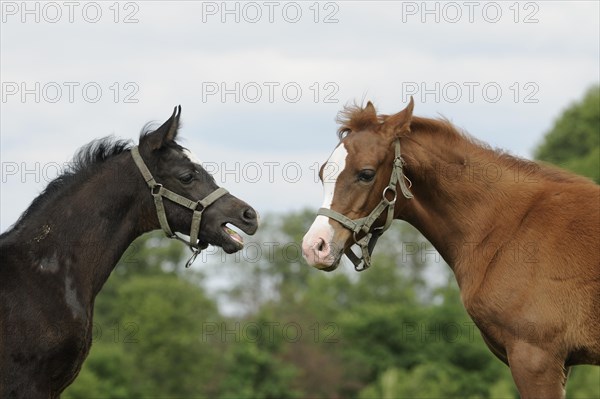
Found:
65,276 -> 86,320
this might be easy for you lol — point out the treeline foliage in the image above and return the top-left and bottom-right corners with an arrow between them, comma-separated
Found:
535,84 -> 600,183
62,221 -> 501,399
64,86 -> 600,398
64,215 -> 598,398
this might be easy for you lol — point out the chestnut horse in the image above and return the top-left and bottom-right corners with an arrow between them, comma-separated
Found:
302,98 -> 599,398
0,107 -> 258,398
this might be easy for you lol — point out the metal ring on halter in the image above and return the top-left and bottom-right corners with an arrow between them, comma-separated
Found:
382,186 -> 397,205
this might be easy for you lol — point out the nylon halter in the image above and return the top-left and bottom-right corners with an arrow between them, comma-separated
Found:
130,146 -> 228,268
317,138 -> 413,271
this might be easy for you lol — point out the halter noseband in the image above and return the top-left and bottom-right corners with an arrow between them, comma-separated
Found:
317,138 -> 413,271
130,146 -> 228,268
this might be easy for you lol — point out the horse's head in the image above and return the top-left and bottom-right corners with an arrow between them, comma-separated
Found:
136,106 -> 259,254
302,98 -> 415,271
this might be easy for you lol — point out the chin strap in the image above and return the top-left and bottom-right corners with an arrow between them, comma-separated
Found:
317,138 -> 413,271
131,146 -> 229,268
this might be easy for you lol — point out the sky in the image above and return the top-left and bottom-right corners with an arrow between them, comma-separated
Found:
1,0 -> 599,233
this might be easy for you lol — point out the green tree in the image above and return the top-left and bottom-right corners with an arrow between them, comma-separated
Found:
62,343 -> 133,399
216,329 -> 302,399
62,202 -> 599,398
64,234 -> 221,398
212,210 -> 519,398
567,366 -> 600,399
345,280 -> 516,398
535,84 -> 600,182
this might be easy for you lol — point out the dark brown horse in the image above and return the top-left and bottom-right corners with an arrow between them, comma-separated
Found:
0,107 -> 259,398
302,98 -> 599,398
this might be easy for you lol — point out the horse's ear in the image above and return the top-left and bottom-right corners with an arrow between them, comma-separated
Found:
365,101 -> 376,116
141,105 -> 182,150
384,96 -> 414,137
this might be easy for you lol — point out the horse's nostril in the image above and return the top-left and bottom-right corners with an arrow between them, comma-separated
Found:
317,239 -> 325,252
242,207 -> 257,221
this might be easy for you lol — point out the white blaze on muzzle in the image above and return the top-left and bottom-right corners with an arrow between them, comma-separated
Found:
304,138 -> 414,271
302,143 -> 347,266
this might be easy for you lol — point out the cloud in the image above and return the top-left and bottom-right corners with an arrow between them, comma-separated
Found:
1,1 -> 599,231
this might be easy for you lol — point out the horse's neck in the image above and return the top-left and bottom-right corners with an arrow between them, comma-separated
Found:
398,131 -> 540,292
14,153 -> 149,300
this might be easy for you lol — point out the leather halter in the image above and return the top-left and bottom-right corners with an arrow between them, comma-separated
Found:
130,146 -> 228,267
317,138 -> 413,271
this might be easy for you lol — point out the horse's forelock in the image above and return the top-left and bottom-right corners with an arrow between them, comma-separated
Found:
336,102 -> 381,139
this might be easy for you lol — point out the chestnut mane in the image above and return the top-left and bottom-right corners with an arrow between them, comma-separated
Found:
336,102 -> 592,185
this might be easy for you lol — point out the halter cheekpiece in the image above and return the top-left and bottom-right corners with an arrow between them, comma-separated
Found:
317,138 -> 413,271
130,146 -> 228,268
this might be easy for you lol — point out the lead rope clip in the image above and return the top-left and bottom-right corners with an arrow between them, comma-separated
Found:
185,246 -> 201,268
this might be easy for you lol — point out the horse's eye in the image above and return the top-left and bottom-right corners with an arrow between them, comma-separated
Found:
179,173 -> 194,184
358,169 -> 375,182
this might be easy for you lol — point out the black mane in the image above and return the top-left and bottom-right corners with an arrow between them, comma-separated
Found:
1,137 -> 132,237
70,136 -> 133,178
